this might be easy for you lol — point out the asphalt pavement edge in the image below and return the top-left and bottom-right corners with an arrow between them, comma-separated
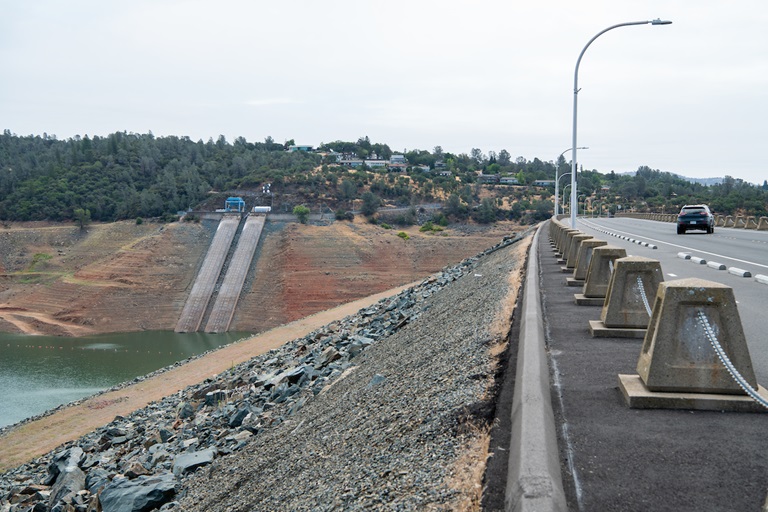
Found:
505,222 -> 567,512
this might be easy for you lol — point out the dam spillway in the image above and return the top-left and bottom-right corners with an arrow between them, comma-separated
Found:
204,215 -> 266,333
174,215 -> 240,333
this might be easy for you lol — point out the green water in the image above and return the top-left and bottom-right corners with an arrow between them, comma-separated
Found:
0,330 -> 251,428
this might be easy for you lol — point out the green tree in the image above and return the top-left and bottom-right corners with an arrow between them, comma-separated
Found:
293,204 -> 310,224
361,191 -> 381,217
73,208 -> 91,229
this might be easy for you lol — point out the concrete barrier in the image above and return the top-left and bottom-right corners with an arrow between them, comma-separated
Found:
572,239 -> 608,282
565,234 -> 593,270
758,217 -> 768,231
724,216 -> 735,227
505,223 -> 567,511
746,217 -> 758,229
735,216 -> 746,228
715,215 -> 725,227
618,278 -> 768,411
589,256 -> 663,338
556,228 -> 578,258
574,245 -> 627,306
560,230 -> 583,265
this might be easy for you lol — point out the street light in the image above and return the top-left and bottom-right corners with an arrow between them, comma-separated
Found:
562,184 -> 571,214
570,18 -> 672,228
557,172 -> 572,213
555,147 -> 587,216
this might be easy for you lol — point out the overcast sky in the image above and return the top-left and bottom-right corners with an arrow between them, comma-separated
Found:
2,1 -> 767,184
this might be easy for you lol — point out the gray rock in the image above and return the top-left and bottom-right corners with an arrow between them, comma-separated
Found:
172,449 -> 216,477
85,468 -> 110,494
99,473 -> 176,512
228,407 -> 250,428
45,447 -> 84,486
48,464 -> 85,509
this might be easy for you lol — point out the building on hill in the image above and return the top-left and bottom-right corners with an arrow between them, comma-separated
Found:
287,145 -> 313,152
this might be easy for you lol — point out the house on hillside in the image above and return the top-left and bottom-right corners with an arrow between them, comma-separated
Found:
533,179 -> 555,187
478,173 -> 501,184
500,176 -> 519,185
388,154 -> 408,172
364,159 -> 387,168
287,145 -> 313,152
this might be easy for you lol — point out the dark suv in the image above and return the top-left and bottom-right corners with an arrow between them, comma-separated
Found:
677,204 -> 714,234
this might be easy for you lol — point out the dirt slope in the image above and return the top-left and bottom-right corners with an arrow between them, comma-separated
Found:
0,218 -> 519,336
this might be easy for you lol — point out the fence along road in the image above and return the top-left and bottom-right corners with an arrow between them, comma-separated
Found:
204,215 -> 266,333
174,215 -> 240,333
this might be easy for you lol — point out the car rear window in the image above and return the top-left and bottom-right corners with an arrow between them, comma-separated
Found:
681,207 -> 706,214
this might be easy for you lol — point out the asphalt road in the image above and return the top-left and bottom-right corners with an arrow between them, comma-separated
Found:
538,222 -> 768,511
570,216 -> 768,383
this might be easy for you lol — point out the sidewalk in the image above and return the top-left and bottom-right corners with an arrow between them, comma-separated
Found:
539,221 -> 768,511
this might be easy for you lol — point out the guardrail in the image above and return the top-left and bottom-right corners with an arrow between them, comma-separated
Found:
614,212 -> 768,230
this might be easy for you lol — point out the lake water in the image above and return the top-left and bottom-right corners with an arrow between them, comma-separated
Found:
0,330 -> 251,428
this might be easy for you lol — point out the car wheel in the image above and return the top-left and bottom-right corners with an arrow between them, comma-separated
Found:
677,226 -> 685,234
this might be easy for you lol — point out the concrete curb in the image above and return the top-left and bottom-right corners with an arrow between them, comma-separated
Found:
505,224 -> 567,512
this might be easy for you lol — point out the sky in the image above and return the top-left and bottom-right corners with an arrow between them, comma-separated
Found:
1,0 -> 767,184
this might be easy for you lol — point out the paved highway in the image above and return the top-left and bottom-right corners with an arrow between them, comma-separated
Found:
569,216 -> 768,382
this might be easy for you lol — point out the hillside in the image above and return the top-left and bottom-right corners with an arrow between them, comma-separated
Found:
0,218 -> 517,336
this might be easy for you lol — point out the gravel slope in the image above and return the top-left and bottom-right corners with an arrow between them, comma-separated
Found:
178,234 -> 529,511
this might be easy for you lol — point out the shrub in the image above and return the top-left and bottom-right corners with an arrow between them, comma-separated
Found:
335,209 -> 354,221
136,217 -> 143,225
293,205 -> 310,224
397,231 -> 410,240
380,223 -> 392,230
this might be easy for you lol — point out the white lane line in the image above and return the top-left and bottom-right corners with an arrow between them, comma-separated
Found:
580,220 -> 768,270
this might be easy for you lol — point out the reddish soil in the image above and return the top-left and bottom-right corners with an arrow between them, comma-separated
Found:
0,218 -> 520,336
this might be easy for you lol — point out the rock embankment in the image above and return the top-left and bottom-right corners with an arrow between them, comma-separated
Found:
0,231 -> 530,512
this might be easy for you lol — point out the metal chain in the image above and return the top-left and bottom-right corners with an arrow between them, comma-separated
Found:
636,276 -> 652,317
696,309 -> 768,409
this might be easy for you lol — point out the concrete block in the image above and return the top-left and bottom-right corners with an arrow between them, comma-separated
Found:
707,261 -> 726,270
566,277 -> 584,287
758,217 -> 768,231
746,216 -> 758,229
581,245 -> 627,299
735,216 -> 746,228
600,256 -> 663,329
755,274 -> 768,285
561,230 -> 583,266
618,374 -> 768,412
724,216 -> 735,227
573,239 -> 608,281
565,234 -> 593,269
557,228 -> 578,255
589,320 -> 647,338
573,294 -> 605,306
636,278 -> 757,395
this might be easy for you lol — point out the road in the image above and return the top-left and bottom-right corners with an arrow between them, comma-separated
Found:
570,216 -> 768,382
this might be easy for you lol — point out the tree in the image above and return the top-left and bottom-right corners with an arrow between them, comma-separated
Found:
361,192 -> 381,217
293,205 -> 310,224
73,208 -> 91,229
498,149 -> 511,166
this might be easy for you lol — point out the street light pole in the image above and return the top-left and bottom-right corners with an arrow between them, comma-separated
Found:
555,146 -> 587,216
570,18 -> 672,228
